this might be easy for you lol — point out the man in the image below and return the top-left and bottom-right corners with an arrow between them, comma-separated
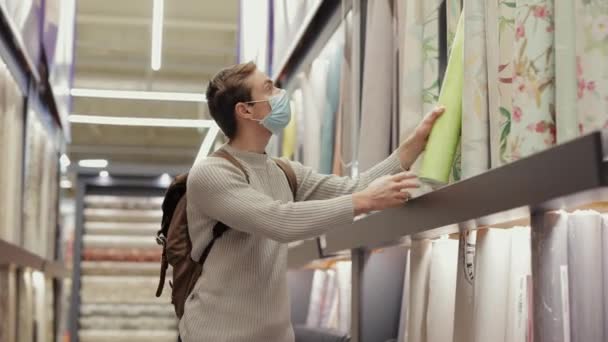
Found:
179,62 -> 444,341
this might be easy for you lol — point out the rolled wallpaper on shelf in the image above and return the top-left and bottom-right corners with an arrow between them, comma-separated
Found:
426,238 -> 459,342
81,248 -> 162,262
358,0 -> 396,172
82,235 -> 158,249
332,15 -> 353,177
453,230 -> 477,342
80,276 -> 171,304
78,329 -> 178,342
84,195 -> 164,210
79,316 -> 177,330
419,11 -> 464,185
0,62 -> 25,246
567,211 -> 604,342
80,261 -> 166,277
80,304 -> 175,318
407,239 -> 432,342
461,0 -> 490,179
0,266 -> 18,342
304,262 -> 352,335
574,1 -> 608,136
84,222 -> 159,236
472,228 -> 511,342
319,41 -> 343,175
77,192 -> 177,339
83,208 -> 163,223
531,211 -> 569,342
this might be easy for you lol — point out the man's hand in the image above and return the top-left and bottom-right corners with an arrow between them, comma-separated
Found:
398,106 -> 445,169
353,172 -> 420,216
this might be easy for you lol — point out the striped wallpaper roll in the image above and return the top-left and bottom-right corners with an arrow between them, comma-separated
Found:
83,235 -> 158,249
81,248 -> 161,262
84,208 -> 162,223
80,261 -> 167,277
79,316 -> 177,330
84,222 -> 159,236
80,304 -> 175,318
85,195 -> 164,210
79,329 -> 178,342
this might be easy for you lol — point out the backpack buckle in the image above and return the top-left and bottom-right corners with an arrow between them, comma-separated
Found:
156,233 -> 167,246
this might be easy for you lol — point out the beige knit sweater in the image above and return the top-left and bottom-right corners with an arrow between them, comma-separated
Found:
179,143 -> 403,342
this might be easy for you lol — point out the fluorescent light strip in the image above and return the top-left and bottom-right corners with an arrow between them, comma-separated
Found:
69,114 -> 215,128
151,0 -> 164,71
70,88 -> 206,102
78,159 -> 108,168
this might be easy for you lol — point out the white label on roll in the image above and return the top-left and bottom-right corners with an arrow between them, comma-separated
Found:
560,265 -> 571,342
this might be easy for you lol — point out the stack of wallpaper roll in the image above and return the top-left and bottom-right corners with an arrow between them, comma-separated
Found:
0,61 -> 25,246
305,261 -> 351,334
78,195 -> 177,342
22,106 -> 60,259
395,209 -> 608,342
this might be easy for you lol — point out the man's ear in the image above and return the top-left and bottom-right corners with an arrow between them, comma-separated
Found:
235,102 -> 254,120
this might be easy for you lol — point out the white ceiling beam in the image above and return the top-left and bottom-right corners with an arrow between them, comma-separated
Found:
76,41 -> 235,58
77,14 -> 237,32
69,115 -> 214,128
73,75 -> 205,92
70,88 -> 206,102
75,57 -> 224,75
69,144 -> 199,157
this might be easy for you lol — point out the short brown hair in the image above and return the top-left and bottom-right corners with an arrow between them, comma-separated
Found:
206,62 -> 257,139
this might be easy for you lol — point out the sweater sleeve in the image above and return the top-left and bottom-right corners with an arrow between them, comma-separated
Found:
187,159 -> 355,243
290,151 -> 404,201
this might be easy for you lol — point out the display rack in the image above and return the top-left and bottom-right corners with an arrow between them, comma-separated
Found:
69,174 -> 169,342
0,240 -> 69,278
288,133 -> 607,284
273,0 -> 353,89
0,4 -> 66,132
325,130 -> 607,254
270,1 -> 608,341
0,0 -> 69,281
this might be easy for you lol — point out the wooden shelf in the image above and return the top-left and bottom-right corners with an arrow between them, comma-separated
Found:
323,130 -> 608,254
287,239 -> 321,269
0,239 -> 69,278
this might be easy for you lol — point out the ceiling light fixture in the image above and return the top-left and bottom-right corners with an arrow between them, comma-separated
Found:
78,159 -> 109,168
60,179 -> 73,189
99,170 -> 110,178
151,0 -> 164,71
159,173 -> 172,187
69,115 -> 215,128
70,88 -> 206,102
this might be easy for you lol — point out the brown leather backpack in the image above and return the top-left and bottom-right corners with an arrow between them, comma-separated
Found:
155,149 -> 298,318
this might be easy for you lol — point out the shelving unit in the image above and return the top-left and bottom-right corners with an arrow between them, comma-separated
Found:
0,5 -> 65,132
325,130 -> 608,254
272,1 -> 608,341
69,174 -> 177,342
0,240 -> 69,278
273,0 -> 353,89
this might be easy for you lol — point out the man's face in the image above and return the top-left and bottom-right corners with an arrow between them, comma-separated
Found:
244,68 -> 280,120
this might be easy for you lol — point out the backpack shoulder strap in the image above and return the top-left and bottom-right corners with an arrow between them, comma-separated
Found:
212,149 -> 250,183
273,158 -> 298,200
196,148 -> 249,264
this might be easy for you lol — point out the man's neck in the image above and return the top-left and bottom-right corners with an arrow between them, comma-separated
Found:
229,129 -> 271,154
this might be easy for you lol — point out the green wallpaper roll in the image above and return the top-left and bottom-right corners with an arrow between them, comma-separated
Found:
419,11 -> 464,185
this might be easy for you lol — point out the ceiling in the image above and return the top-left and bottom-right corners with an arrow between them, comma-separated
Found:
68,0 -> 238,169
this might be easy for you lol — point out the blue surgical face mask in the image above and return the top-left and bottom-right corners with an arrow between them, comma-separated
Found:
247,89 -> 292,135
